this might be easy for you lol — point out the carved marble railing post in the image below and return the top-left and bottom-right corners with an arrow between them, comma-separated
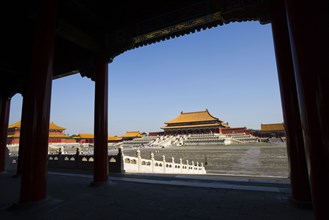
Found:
196,162 -> 199,174
171,157 -> 175,173
200,163 -> 204,174
186,160 -> 189,174
162,155 -> 166,173
179,158 -> 183,173
118,146 -> 124,156
150,152 -> 155,173
58,150 -> 63,163
136,149 -> 141,173
192,161 -> 195,174
75,147 -> 80,157
118,146 -> 125,173
75,147 -> 80,168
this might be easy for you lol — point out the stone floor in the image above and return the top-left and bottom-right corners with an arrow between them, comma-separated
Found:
0,171 -> 314,220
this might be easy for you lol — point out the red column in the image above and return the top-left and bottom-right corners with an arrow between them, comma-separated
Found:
270,0 -> 311,203
0,95 -> 11,172
285,0 -> 329,219
93,52 -> 109,184
19,0 -> 58,203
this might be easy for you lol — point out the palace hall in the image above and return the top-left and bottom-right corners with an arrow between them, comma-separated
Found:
73,134 -> 123,144
161,109 -> 229,135
7,121 -> 75,145
256,122 -> 285,138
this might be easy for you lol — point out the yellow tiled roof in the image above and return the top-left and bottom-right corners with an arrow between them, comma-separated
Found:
165,109 -> 222,124
108,136 -> 123,141
8,121 -> 21,129
162,122 -> 223,130
8,121 -> 66,130
261,123 -> 285,131
73,134 -> 123,141
122,131 -> 142,138
221,122 -> 230,128
75,133 -> 94,139
8,133 -> 70,139
49,122 -> 66,130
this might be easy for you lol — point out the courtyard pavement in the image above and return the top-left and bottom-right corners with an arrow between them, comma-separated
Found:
0,171 -> 314,220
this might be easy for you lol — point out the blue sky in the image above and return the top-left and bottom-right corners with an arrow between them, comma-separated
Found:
9,21 -> 283,136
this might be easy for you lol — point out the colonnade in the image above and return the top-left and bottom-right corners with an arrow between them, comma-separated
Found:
0,0 -> 327,219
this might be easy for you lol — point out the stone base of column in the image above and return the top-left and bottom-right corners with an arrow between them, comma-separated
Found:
288,196 -> 313,209
89,180 -> 110,187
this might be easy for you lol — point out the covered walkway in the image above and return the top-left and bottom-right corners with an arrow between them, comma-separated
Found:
0,1 -> 327,219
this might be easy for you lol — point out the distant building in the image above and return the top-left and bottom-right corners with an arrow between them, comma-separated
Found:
121,131 -> 143,140
148,131 -> 164,136
108,136 -> 123,143
161,109 -> 229,135
253,123 -> 285,138
7,121 -> 76,145
73,133 -> 94,144
73,134 -> 123,144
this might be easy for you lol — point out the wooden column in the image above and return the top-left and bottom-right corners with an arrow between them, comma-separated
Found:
270,0 -> 311,203
285,0 -> 329,219
19,0 -> 57,203
0,95 -> 11,172
93,52 -> 109,184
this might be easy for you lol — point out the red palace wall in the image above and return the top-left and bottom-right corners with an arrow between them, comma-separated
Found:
149,132 -> 164,136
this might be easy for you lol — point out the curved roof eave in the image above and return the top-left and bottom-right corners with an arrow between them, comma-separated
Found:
128,2 -> 271,52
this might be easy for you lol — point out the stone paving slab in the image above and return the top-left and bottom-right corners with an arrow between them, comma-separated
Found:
0,171 -> 314,220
